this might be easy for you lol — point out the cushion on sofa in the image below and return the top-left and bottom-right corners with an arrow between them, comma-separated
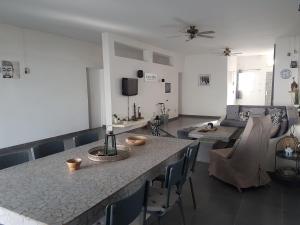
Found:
268,108 -> 286,125
248,108 -> 266,117
226,105 -> 240,120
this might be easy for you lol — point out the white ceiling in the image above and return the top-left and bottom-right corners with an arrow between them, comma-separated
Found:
0,0 -> 299,55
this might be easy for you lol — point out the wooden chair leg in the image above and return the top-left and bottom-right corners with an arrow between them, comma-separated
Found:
189,177 -> 197,210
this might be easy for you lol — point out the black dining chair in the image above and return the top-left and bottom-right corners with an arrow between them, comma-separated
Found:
32,140 -> 65,159
185,142 -> 200,209
152,141 -> 200,210
100,181 -> 149,225
74,132 -> 99,147
147,156 -> 188,225
0,151 -> 30,170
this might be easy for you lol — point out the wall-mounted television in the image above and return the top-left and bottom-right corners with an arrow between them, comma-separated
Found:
122,78 -> 138,96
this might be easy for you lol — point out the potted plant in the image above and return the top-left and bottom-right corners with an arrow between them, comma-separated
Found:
157,103 -> 170,125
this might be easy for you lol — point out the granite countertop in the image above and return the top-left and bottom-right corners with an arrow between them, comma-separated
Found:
0,133 -> 193,225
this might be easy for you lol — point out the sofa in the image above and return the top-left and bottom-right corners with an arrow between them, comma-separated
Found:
220,105 -> 299,171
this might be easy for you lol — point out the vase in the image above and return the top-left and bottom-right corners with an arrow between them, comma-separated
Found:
160,114 -> 169,125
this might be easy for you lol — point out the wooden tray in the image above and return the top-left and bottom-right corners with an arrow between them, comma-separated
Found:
198,127 -> 218,133
88,145 -> 130,162
125,136 -> 147,146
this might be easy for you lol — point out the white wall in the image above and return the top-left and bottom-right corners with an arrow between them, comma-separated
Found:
0,24 -> 102,148
181,54 -> 228,117
274,36 -> 300,105
102,33 -> 184,124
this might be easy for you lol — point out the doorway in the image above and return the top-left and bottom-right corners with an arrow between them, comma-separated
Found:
86,68 -> 106,129
236,70 -> 273,105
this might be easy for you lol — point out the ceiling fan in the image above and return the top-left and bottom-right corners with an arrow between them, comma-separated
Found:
166,18 -> 215,41
223,47 -> 242,56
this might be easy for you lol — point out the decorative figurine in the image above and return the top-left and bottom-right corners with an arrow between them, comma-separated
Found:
291,77 -> 298,92
285,146 -> 294,157
291,77 -> 299,105
207,123 -> 214,129
138,106 -> 142,119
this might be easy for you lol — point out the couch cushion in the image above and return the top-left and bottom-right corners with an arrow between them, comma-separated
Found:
248,108 -> 266,117
220,119 -> 247,128
226,105 -> 240,120
268,108 -> 287,125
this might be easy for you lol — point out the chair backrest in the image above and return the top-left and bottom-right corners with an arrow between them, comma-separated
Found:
164,156 -> 187,207
0,151 -> 30,170
186,142 -> 200,173
105,181 -> 149,225
231,115 -> 272,172
32,140 -> 65,159
74,132 -> 99,147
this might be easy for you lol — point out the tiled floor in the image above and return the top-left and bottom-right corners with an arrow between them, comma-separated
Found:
134,116 -> 300,225
157,162 -> 300,225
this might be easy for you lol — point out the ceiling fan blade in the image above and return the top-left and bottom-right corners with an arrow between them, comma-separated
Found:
232,52 -> 243,55
166,35 -> 183,38
160,24 -> 183,28
197,31 -> 215,35
174,17 -> 192,26
197,34 -> 214,39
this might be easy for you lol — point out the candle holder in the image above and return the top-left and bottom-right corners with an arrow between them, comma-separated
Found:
104,131 -> 117,156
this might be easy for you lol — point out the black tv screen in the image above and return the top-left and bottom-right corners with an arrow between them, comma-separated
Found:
122,78 -> 138,96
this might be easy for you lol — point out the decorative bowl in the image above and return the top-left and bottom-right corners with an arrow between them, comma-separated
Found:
88,145 -> 130,162
66,158 -> 82,172
125,136 -> 147,146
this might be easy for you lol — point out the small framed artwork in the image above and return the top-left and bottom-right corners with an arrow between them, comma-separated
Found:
199,74 -> 211,86
165,82 -> 171,93
0,60 -> 20,79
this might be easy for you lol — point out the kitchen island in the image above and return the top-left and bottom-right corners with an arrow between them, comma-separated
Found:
0,133 -> 193,225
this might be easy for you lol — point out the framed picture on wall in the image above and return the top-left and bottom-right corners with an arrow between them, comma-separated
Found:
0,60 -> 20,79
165,82 -> 171,93
199,74 -> 211,86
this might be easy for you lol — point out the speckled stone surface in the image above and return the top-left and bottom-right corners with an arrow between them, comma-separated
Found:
0,133 -> 193,225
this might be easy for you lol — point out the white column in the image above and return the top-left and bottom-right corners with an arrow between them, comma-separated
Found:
102,32 -> 113,132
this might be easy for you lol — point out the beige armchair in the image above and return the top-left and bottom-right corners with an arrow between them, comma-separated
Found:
209,115 -> 272,191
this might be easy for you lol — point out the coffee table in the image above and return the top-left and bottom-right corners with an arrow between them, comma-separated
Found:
188,125 -> 241,162
188,125 -> 239,143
